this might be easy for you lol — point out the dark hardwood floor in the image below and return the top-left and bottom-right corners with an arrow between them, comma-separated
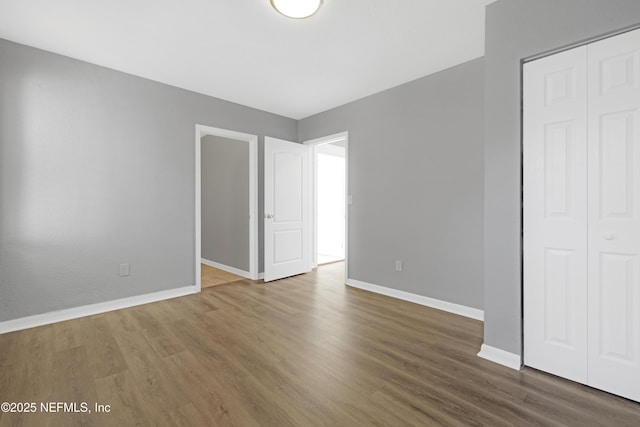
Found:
1,262 -> 639,426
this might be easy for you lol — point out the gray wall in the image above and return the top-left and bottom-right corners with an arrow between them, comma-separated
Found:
0,38 -> 296,322
299,58 -> 485,310
484,0 -> 640,355
201,135 -> 249,271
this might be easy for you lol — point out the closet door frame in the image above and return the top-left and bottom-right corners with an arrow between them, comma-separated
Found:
521,24 -> 640,402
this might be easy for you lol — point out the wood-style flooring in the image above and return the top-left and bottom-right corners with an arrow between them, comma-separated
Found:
1,262 -> 639,426
201,264 -> 244,288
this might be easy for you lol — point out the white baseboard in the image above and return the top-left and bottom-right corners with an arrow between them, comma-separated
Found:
0,286 -> 197,335
345,278 -> 484,321
258,272 -> 264,280
201,258 -> 255,280
477,344 -> 522,370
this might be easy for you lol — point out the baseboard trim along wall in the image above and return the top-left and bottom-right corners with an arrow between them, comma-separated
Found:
0,286 -> 197,335
201,258 -> 253,280
477,344 -> 522,370
345,278 -> 484,321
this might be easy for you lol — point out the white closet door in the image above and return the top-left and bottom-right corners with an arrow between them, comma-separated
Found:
523,46 -> 589,383
587,28 -> 640,402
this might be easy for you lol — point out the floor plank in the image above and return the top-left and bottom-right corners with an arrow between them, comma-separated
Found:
1,262 -> 639,426
201,264 -> 244,288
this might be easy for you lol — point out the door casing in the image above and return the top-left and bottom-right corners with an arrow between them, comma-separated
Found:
304,131 -> 349,283
195,124 -> 259,290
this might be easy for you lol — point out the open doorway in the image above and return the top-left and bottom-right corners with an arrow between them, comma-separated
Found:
316,143 -> 346,265
195,125 -> 258,291
304,132 -> 349,278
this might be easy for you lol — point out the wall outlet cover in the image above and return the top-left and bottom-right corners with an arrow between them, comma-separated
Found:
119,263 -> 130,277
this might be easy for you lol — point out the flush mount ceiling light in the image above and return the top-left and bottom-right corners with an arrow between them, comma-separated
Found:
270,0 -> 323,19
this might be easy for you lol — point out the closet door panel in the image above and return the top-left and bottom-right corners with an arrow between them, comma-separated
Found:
588,28 -> 640,402
523,45 -> 589,383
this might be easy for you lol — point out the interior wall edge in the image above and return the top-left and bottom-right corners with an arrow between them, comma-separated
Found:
482,0 -> 640,358
477,343 -> 522,370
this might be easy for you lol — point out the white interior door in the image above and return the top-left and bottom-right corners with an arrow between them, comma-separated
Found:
264,137 -> 311,282
523,45 -> 589,384
587,29 -> 640,402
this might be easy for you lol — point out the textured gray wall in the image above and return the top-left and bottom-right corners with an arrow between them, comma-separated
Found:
484,0 -> 640,355
299,58 -> 485,310
201,135 -> 249,271
0,38 -> 296,322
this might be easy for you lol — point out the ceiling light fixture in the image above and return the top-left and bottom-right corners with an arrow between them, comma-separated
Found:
270,0 -> 323,19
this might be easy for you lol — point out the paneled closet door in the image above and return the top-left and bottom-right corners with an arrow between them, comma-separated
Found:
587,29 -> 640,402
523,45 -> 589,384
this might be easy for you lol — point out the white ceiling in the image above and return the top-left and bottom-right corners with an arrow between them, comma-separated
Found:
0,0 -> 495,120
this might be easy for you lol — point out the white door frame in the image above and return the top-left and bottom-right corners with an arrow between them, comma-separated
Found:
195,124 -> 259,291
303,131 -> 349,282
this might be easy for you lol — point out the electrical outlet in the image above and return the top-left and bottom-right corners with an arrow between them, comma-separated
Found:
395,260 -> 403,272
119,263 -> 130,277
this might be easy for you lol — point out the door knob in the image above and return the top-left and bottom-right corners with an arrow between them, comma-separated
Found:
603,233 -> 614,240
265,213 -> 274,219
